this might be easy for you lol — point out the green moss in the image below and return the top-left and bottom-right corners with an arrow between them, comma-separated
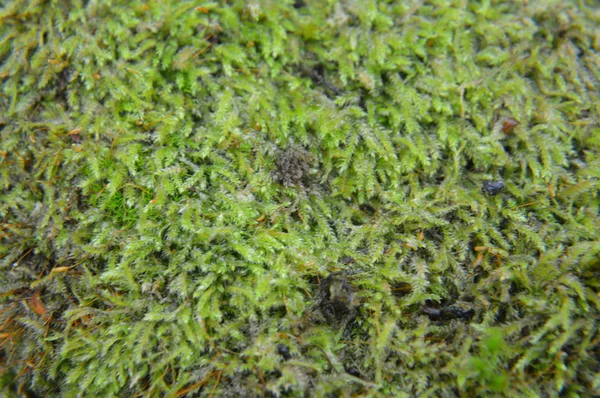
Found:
1,0 -> 599,396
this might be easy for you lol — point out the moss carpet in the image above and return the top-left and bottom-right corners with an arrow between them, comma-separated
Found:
1,0 -> 599,396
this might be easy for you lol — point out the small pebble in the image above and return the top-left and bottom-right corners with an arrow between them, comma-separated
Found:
482,180 -> 505,196
276,344 -> 291,360
422,305 -> 475,322
346,367 -> 361,377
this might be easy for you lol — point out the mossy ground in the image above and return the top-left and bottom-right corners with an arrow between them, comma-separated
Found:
1,0 -> 599,396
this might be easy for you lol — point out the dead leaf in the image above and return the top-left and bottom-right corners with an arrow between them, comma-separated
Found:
30,291 -> 47,317
501,117 -> 519,134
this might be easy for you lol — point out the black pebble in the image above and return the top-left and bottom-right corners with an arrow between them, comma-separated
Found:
422,305 -> 474,322
276,344 -> 291,360
482,180 -> 505,195
443,306 -> 475,322
346,367 -> 361,377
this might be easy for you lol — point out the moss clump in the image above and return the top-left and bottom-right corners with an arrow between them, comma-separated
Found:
274,145 -> 314,188
317,272 -> 357,326
1,0 -> 599,397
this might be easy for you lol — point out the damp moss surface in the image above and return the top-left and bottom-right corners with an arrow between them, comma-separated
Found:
1,1 -> 600,397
